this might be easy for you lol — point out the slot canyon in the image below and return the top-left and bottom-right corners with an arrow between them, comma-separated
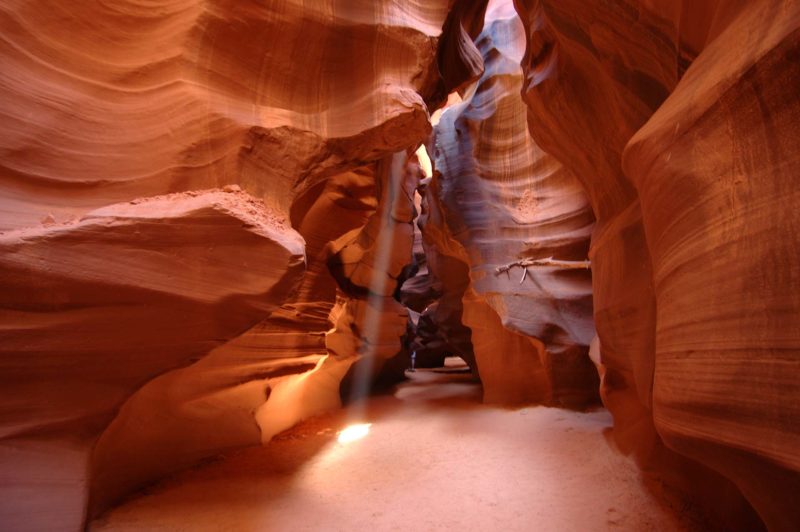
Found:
0,0 -> 798,530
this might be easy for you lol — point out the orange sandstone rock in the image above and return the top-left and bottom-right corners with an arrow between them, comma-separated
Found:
0,189 -> 304,530
514,0 -> 799,528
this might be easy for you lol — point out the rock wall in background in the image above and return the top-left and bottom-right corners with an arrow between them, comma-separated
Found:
423,1 -> 597,406
513,0 -> 800,528
327,151 -> 421,397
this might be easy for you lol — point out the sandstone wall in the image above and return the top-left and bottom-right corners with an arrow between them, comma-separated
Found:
0,1 -> 453,528
424,1 -> 597,406
513,0 -> 800,528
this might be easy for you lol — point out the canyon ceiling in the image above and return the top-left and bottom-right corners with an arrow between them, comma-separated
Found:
0,0 -> 798,531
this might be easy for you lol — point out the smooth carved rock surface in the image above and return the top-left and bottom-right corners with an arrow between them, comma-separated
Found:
624,4 -> 800,529
1,0 -> 798,530
86,168 -> 379,517
0,0 -> 447,231
417,175 -> 479,372
513,0 -> 666,451
432,0 -> 490,102
329,152 -> 420,394
428,1 -> 596,405
514,0 -> 800,528
0,1 -> 458,528
0,189 -> 305,531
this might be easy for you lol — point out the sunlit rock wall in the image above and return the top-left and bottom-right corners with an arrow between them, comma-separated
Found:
513,0 -> 800,528
328,151 -> 421,396
86,168 -> 378,516
426,1 -> 596,405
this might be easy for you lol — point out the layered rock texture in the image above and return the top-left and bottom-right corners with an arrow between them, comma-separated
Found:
513,0 -> 800,528
327,151 -> 420,396
0,0 -> 448,229
0,1 -> 455,529
421,1 -> 597,406
1,0 -> 798,530
0,188 -> 305,529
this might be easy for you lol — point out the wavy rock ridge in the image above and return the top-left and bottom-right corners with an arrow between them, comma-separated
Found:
0,1 -> 454,529
0,0 -> 798,530
423,1 -> 596,406
514,0 -> 800,528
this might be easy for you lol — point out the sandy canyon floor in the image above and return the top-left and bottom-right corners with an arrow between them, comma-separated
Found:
92,361 -> 704,531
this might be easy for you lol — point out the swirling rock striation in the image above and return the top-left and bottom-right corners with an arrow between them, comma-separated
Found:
87,167 -> 379,516
0,188 -> 305,531
427,1 -> 596,405
0,0 -> 456,528
514,0 -> 800,528
0,0 -> 447,230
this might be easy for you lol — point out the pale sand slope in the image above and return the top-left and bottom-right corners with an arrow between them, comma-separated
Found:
93,363 -> 703,531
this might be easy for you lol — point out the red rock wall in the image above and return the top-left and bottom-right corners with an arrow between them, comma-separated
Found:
0,0 -> 445,229
514,0 -> 800,528
1,0 -> 798,529
0,189 -> 306,530
625,4 -> 800,528
328,151 -> 420,395
0,1 -> 453,528
417,171 -> 480,371
86,167 -> 378,516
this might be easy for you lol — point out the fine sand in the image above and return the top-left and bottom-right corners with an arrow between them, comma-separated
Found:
93,361 -> 704,531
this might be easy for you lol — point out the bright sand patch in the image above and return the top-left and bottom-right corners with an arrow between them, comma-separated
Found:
92,364 -> 703,531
